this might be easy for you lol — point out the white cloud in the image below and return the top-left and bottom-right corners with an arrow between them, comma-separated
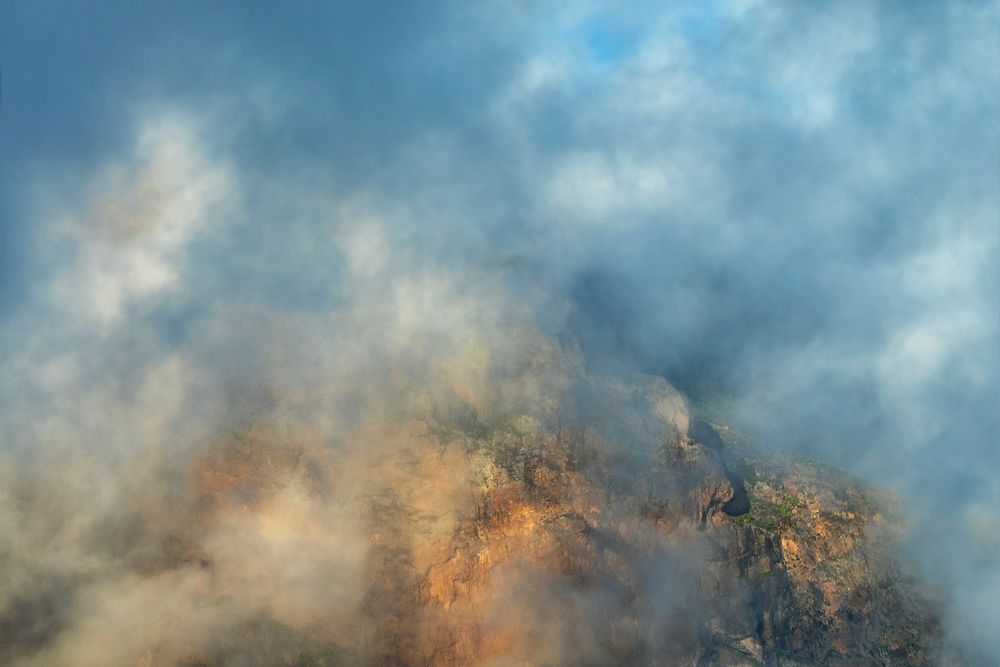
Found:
544,151 -> 682,226
51,112 -> 234,328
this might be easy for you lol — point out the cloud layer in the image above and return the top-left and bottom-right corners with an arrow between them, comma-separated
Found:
1,0 -> 998,662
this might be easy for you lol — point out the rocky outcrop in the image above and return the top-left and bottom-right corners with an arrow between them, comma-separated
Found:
391,412 -> 940,666
45,374 -> 941,666
214,376 -> 940,666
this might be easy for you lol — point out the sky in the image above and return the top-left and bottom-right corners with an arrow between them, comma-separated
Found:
1,0 -> 999,662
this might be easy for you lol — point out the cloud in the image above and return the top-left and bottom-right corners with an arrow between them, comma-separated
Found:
1,0 -> 997,662
49,113 -> 234,327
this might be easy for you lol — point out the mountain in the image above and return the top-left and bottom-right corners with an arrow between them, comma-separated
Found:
157,374 -> 943,666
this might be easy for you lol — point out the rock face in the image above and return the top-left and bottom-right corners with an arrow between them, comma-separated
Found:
2,372 -> 943,666
391,425 -> 939,665
689,425 -> 941,666
184,375 -> 941,666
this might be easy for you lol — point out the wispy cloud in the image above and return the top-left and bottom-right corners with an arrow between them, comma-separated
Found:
0,0 -> 997,661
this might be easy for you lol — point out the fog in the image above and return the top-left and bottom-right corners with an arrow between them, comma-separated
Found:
1,1 -> 997,663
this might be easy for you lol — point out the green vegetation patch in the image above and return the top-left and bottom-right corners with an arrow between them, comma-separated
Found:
733,491 -> 803,532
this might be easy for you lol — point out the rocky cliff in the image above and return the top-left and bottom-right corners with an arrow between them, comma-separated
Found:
162,375 -> 942,666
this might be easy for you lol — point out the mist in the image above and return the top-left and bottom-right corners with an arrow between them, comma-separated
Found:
1,1 -> 998,664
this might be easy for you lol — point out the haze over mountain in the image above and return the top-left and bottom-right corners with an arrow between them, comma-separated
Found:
0,2 -> 997,664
